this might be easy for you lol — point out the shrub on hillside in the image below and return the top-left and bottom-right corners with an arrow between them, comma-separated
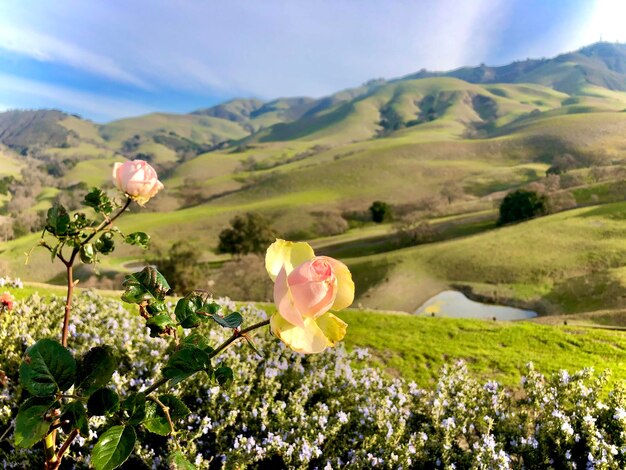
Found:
217,212 -> 278,255
369,200 -> 392,223
498,189 -> 548,226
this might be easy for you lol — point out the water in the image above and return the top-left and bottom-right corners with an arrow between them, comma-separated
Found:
415,290 -> 537,321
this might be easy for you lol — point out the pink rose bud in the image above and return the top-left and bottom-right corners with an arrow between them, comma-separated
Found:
112,160 -> 164,206
0,292 -> 13,311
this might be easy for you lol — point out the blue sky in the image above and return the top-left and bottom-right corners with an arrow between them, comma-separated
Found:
0,0 -> 623,122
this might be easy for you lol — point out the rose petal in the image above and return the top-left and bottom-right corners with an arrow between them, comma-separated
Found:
274,267 -> 305,327
315,312 -> 347,345
270,313 -> 331,354
321,257 -> 355,311
265,239 -> 315,281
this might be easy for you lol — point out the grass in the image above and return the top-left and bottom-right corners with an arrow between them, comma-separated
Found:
6,282 -> 626,389
339,309 -> 626,387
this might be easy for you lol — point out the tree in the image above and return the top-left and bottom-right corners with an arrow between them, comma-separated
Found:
498,189 -> 547,226
369,201 -> 392,223
440,182 -> 464,205
150,241 -> 206,295
217,212 -> 278,255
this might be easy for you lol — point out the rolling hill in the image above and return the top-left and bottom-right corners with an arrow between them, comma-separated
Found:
3,42 -> 626,321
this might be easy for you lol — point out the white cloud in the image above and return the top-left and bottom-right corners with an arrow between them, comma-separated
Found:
0,24 -> 149,88
0,73 -> 154,121
578,0 -> 626,45
0,0 -> 510,100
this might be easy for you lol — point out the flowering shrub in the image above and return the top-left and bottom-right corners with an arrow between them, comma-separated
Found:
2,292 -> 626,468
4,160 -> 358,469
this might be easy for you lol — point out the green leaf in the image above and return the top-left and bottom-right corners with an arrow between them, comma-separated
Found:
214,366 -> 234,389
143,395 -> 190,436
80,243 -> 96,264
71,212 -> 90,230
146,314 -> 176,337
181,332 -> 212,351
120,284 -> 150,304
19,339 -> 76,397
84,188 -> 113,215
198,302 -> 220,316
124,232 -> 150,249
175,292 -> 206,328
76,346 -> 116,395
146,299 -> 168,316
61,400 -> 89,435
121,393 -> 146,426
88,388 -> 120,416
95,232 -> 115,254
211,312 -> 244,329
123,267 -> 170,302
14,397 -> 55,448
168,451 -> 196,469
92,425 -> 136,470
162,347 -> 211,386
46,204 -> 70,236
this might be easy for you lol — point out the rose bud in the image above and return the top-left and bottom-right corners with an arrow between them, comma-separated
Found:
112,160 -> 164,206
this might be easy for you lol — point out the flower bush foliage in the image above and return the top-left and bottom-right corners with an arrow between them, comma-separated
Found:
3,292 -> 626,468
3,159 -> 626,469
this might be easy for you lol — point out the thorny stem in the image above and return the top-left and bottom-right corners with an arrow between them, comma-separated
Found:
59,197 -> 131,348
49,198 -> 132,468
142,319 -> 271,396
150,396 -> 176,436
52,429 -> 79,470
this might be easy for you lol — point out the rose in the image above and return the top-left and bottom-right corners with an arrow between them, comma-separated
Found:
112,160 -> 164,206
265,239 -> 354,354
0,292 -> 13,311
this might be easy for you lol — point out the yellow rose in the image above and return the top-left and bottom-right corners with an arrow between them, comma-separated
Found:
265,239 -> 354,354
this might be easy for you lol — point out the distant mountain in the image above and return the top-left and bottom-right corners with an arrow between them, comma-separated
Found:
404,42 -> 626,94
2,42 -> 626,165
0,110 -> 71,154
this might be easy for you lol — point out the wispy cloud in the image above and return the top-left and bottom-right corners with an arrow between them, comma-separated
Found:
0,0 -> 614,120
0,25 -> 148,88
0,73 -> 153,121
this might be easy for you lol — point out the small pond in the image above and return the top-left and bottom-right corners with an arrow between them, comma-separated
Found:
414,290 -> 538,321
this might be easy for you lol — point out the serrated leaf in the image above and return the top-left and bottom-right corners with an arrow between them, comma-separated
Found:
211,312 -> 244,329
120,284 -> 150,304
61,400 -> 89,435
84,188 -> 113,215
168,451 -> 196,469
95,232 -> 115,254
88,388 -> 120,416
92,425 -> 136,470
143,395 -> 190,436
123,267 -> 170,302
146,300 -> 167,316
181,333 -> 212,351
146,314 -> 176,337
175,292 -> 206,328
76,346 -> 116,395
122,393 -> 146,426
214,366 -> 234,389
46,204 -> 70,236
162,347 -> 211,386
19,339 -> 76,397
14,397 -> 55,448
80,243 -> 96,264
197,302 -> 220,316
124,232 -> 150,249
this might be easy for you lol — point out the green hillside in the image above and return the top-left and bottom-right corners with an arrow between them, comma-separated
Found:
3,42 -> 626,325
